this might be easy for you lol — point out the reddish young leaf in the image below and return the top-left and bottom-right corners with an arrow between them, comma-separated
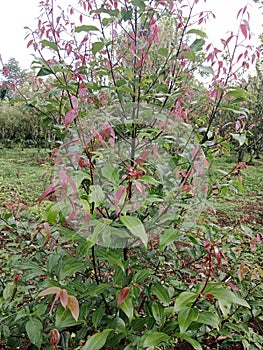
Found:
238,263 -> 246,281
114,186 -> 127,216
65,109 -> 78,128
2,66 -> 9,76
67,295 -> 79,321
117,286 -> 130,306
240,24 -> 247,39
50,329 -> 60,348
38,182 -> 59,204
202,293 -> 214,300
37,287 -> 61,298
70,95 -> 78,110
59,289 -> 68,309
27,39 -> 33,48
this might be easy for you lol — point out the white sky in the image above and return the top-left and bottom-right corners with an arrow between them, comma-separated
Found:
0,0 -> 262,71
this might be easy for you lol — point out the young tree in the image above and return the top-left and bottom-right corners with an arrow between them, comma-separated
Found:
2,1 -> 261,349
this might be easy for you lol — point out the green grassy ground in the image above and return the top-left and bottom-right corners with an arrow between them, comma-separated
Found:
209,155 -> 263,231
0,148 -> 50,207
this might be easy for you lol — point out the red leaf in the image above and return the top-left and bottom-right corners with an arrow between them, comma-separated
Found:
203,293 -> 214,300
27,39 -> 33,48
114,186 -> 127,215
70,95 -> 78,109
240,24 -> 247,39
3,66 -> 9,76
65,109 -> 78,128
117,286 -> 130,306
38,182 -> 59,204
59,289 -> 68,309
50,329 -> 60,347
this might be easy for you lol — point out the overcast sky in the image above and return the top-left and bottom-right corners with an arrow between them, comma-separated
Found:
0,0 -> 262,70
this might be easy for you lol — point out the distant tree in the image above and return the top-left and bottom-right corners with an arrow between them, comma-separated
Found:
0,58 -> 27,100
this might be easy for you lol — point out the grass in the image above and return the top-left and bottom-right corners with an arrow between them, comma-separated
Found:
0,147 -> 51,207
209,154 -> 263,231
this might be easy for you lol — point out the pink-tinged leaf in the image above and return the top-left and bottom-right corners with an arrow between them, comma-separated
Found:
193,161 -> 203,175
237,8 -> 243,19
38,182 -> 59,204
67,295 -> 79,321
66,209 -> 80,223
134,180 -> 146,198
3,66 -> 9,76
59,289 -> 68,309
50,329 -> 60,347
117,286 -> 130,306
114,186 -> 127,209
27,39 -> 33,48
250,234 -> 261,252
228,282 -> 239,291
65,109 -> 78,127
37,287 -> 61,298
67,175 -> 78,199
191,146 -> 200,160
240,24 -> 247,39
43,222 -> 51,235
70,95 -> 78,109
60,169 -> 68,191
235,120 -> 241,132
238,263 -> 246,281
136,150 -> 150,164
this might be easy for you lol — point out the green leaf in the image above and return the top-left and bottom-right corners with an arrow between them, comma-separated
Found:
56,307 -> 81,329
81,329 -> 113,350
158,48 -> 169,57
174,291 -> 197,312
96,248 -> 125,272
187,29 -> 207,38
133,268 -> 153,283
92,308 -> 104,329
151,302 -> 164,324
151,284 -> 170,305
159,229 -> 180,250
101,164 -> 119,183
142,331 -> 170,347
190,38 -> 205,52
178,307 -> 199,333
196,311 -> 220,329
41,39 -> 58,51
58,255 -> 86,280
131,0 -> 146,10
179,334 -> 202,350
26,318 -> 42,349
3,283 -> 14,301
226,87 -> 249,100
89,185 -> 105,207
199,65 -> 214,75
203,283 -> 250,308
118,297 -> 134,322
37,67 -> 53,77
92,42 -> 104,55
75,25 -> 100,33
230,133 -> 246,146
120,215 -> 148,246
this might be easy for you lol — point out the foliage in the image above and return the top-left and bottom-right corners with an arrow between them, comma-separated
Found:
1,0 -> 262,349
